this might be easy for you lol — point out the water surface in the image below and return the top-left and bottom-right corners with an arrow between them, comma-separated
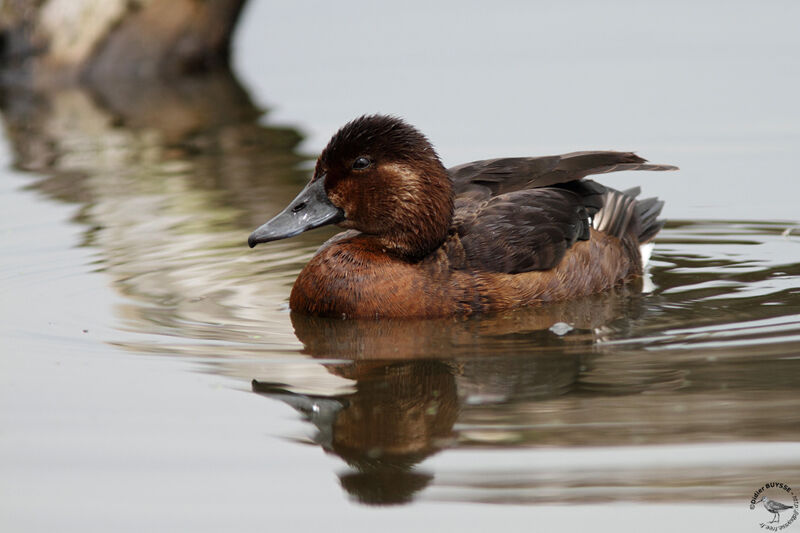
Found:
2,2 -> 800,531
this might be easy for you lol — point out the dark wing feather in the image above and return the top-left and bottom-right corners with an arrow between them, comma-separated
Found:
448,151 -> 677,198
456,185 -> 601,273
449,151 -> 676,274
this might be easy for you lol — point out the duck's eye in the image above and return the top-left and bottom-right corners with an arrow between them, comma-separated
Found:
352,156 -> 372,170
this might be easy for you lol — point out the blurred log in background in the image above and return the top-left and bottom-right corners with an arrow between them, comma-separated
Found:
0,0 -> 247,86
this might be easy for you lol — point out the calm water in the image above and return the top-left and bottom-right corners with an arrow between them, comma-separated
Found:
2,2 -> 800,531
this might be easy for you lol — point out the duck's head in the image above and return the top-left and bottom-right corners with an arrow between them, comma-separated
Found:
248,115 -> 454,259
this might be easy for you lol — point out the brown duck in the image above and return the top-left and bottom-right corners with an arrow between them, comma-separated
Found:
249,115 -> 677,318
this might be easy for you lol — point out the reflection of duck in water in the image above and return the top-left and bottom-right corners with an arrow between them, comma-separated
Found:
254,308 -> 600,505
252,344 -> 591,505
253,359 -> 459,505
252,285 -> 699,505
249,115 -> 676,318
755,496 -> 795,524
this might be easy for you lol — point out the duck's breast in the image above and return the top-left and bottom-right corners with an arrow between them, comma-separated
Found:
289,236 -> 462,318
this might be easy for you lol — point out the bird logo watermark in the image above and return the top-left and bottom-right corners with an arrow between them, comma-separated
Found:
750,482 -> 799,530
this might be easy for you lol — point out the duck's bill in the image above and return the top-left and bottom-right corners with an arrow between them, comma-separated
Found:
248,177 -> 344,248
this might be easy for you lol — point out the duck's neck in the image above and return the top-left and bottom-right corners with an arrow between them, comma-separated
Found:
377,165 -> 454,261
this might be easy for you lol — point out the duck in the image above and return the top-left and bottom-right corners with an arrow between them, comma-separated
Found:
248,115 -> 677,318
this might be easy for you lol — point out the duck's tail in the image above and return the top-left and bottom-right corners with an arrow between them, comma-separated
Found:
593,186 -> 665,268
578,152 -> 670,245
593,186 -> 665,243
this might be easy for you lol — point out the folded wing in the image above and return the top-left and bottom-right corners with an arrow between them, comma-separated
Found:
448,151 -> 676,274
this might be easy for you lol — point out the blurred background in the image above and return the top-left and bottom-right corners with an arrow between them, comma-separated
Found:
1,1 -> 799,531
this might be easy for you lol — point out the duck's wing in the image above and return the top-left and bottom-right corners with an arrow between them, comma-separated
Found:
453,181 -> 605,273
448,151 -> 676,274
448,151 -> 677,198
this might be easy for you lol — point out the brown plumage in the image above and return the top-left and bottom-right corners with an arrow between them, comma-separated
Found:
249,115 -> 678,318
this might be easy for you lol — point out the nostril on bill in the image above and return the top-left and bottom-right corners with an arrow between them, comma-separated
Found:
292,202 -> 306,213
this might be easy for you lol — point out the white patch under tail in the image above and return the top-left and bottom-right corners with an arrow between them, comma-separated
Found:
639,242 -> 654,269
639,242 -> 656,293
